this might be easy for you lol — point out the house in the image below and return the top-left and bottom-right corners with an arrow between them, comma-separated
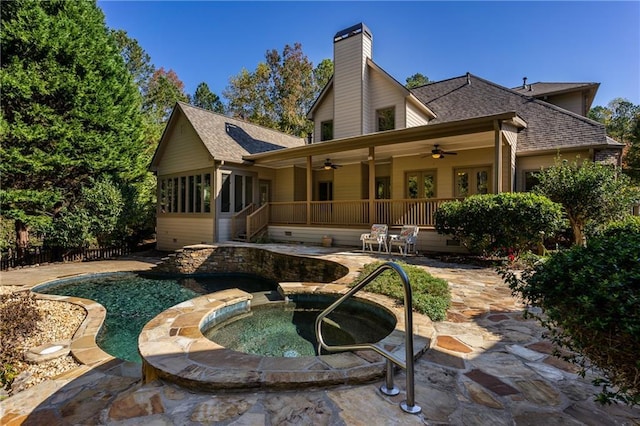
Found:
150,23 -> 623,252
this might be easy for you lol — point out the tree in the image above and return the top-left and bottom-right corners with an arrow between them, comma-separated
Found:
0,0 -> 146,253
224,43 -> 331,137
405,73 -> 430,89
143,67 -> 188,125
191,82 -> 224,113
110,29 -> 154,94
533,158 -> 639,246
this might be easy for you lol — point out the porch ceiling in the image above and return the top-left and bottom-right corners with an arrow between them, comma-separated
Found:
244,112 -> 525,169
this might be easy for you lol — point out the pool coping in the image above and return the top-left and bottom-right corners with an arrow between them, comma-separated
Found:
138,283 -> 435,391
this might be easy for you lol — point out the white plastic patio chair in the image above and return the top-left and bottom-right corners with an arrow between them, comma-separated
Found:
389,225 -> 419,256
360,224 -> 389,253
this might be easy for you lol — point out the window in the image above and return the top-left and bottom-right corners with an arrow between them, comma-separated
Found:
455,167 -> 491,197
406,170 -> 436,198
221,172 -> 254,214
522,170 -> 540,192
375,177 -> 390,199
221,173 -> 231,213
376,107 -> 395,131
159,172 -> 212,214
320,120 -> 333,141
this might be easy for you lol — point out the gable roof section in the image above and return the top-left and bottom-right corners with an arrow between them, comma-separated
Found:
151,102 -> 305,169
410,75 -> 620,153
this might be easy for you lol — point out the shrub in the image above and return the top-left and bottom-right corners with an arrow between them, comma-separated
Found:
533,158 -> 639,245
435,192 -> 565,257
501,230 -> 640,405
0,292 -> 42,390
351,261 -> 451,321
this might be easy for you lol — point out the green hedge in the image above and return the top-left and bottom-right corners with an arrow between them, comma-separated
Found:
501,230 -> 640,405
435,192 -> 565,257
351,261 -> 451,321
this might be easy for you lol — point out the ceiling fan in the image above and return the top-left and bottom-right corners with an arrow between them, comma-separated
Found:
317,158 -> 342,170
429,144 -> 458,159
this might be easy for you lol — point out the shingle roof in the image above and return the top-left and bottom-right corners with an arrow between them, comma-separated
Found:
177,102 -> 305,163
410,75 -> 619,153
511,82 -> 599,97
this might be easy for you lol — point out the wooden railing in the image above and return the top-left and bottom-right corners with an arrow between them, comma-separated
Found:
246,204 -> 269,241
1,245 -> 131,271
265,198 -> 459,227
231,203 -> 256,239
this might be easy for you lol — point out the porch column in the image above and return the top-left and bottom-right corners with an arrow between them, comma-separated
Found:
493,120 -> 503,193
306,156 -> 312,225
368,147 -> 375,224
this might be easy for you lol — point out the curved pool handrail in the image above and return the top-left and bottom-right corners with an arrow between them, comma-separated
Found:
314,261 -> 421,414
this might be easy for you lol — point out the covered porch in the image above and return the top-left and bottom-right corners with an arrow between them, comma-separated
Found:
234,113 -> 526,249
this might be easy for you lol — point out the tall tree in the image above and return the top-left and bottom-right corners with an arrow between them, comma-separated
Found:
224,43 -> 330,136
405,72 -> 430,89
110,29 -> 154,94
143,67 -> 188,125
191,82 -> 224,113
0,0 -> 146,253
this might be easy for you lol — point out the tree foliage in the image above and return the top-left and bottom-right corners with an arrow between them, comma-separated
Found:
143,67 -> 188,125
501,229 -> 640,405
0,0 -> 147,251
533,158 -> 639,245
191,82 -> 224,113
405,72 -> 430,89
589,98 -> 640,181
434,193 -> 565,257
224,43 -> 331,136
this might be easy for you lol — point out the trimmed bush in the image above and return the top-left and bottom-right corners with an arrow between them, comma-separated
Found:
501,230 -> 640,405
351,261 -> 451,321
435,192 -> 565,257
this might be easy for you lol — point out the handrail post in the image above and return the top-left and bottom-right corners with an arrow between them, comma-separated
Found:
315,261 -> 421,414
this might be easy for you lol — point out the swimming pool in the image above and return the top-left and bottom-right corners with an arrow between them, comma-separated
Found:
35,272 -> 277,362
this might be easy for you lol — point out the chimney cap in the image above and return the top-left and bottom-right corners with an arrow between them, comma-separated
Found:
334,23 -> 372,43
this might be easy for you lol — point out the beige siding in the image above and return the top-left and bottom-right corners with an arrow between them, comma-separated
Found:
406,101 -> 430,128
334,164 -> 364,200
392,148 -> 495,199
516,150 -> 591,191
156,216 -> 214,251
273,168 -> 295,202
155,114 -> 213,176
502,124 -> 519,192
333,33 -> 370,139
368,69 -> 406,132
313,88 -> 335,142
545,93 -> 584,116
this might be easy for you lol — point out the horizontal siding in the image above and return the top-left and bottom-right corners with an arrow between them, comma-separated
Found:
313,88 -> 334,142
334,164 -> 363,200
369,69 -> 405,131
156,216 -> 214,251
546,93 -> 583,116
274,168 -> 295,202
267,226 -> 467,254
156,114 -> 214,176
218,218 -> 231,242
516,150 -> 590,191
406,102 -> 430,128
334,35 -> 365,139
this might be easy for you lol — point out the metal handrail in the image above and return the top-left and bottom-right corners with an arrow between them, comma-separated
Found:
314,262 -> 421,414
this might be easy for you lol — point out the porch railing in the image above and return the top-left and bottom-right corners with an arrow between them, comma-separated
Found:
231,203 -> 256,239
246,203 -> 269,241
263,198 -> 459,228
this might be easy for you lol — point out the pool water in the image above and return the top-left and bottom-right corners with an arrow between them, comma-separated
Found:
204,297 -> 396,357
36,272 -> 277,363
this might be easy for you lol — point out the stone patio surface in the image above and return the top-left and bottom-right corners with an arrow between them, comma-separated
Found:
1,244 -> 639,425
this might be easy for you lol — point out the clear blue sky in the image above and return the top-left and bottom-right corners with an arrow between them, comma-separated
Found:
99,1 -> 640,107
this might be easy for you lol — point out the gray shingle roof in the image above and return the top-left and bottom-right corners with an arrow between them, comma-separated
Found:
511,82 -> 598,97
410,75 -> 618,153
178,102 -> 305,163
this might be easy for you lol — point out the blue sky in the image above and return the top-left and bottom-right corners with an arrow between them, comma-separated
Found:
99,1 -> 640,107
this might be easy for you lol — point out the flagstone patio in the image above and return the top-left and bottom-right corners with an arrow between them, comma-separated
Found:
1,244 -> 638,425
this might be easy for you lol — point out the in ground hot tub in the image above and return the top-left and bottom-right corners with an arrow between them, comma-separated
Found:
138,287 -> 432,391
